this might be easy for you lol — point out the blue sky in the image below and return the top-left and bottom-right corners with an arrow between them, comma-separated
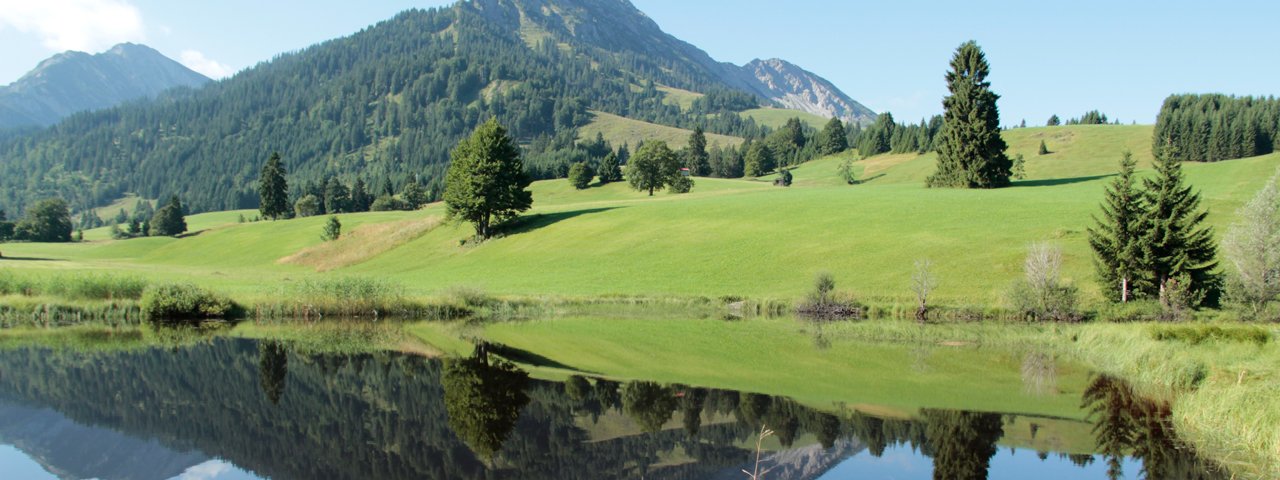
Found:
1,0 -> 1276,125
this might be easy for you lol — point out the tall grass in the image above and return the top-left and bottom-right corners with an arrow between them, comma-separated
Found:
0,297 -> 142,328
0,270 -> 147,300
254,276 -> 470,320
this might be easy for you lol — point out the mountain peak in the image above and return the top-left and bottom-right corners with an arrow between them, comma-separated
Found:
0,43 -> 209,129
737,58 -> 875,124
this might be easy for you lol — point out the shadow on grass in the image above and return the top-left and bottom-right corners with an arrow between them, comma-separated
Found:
500,207 -> 621,236
1013,174 -> 1114,187
852,173 -> 887,185
489,343 -> 591,373
0,256 -> 61,262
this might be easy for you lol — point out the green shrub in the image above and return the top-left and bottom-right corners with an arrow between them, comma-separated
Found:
1096,300 -> 1163,323
1007,280 -> 1081,322
140,283 -> 237,325
1149,324 -> 1270,346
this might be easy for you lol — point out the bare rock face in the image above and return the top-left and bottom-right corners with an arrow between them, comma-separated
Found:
709,438 -> 866,480
736,58 -> 877,125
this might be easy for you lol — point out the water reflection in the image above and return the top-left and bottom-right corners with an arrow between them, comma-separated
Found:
0,338 -> 1228,479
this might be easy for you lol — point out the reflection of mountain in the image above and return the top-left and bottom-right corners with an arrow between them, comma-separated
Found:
709,439 -> 865,480
0,399 -> 208,480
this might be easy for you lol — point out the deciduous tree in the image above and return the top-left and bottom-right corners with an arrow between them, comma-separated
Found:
626,140 -> 680,196
443,119 -> 533,238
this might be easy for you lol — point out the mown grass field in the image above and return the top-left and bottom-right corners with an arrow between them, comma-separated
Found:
3,125 -> 1277,306
578,110 -> 744,149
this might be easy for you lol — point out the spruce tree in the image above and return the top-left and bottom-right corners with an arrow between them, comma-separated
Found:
1088,152 -> 1150,302
686,126 -> 710,176
149,195 -> 187,237
351,178 -> 372,212
443,118 -> 532,238
818,117 -> 848,155
744,142 -> 775,177
598,151 -> 623,184
1038,140 -> 1050,155
928,41 -> 1011,189
1140,152 -> 1221,304
258,152 -> 290,220
1047,115 -> 1061,127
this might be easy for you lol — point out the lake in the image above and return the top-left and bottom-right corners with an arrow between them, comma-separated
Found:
0,335 -> 1226,479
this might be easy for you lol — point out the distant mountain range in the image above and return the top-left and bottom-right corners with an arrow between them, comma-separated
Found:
471,0 -> 874,124
0,43 -> 210,130
0,0 -> 873,214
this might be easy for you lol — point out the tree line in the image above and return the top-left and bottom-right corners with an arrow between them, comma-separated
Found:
1153,94 -> 1280,163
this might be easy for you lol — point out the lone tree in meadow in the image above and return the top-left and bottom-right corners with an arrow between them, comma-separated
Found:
258,152 -> 290,220
818,117 -> 848,155
322,215 -> 342,241
1039,140 -> 1050,155
627,140 -> 680,195
928,41 -> 1011,188
1088,152 -> 1149,302
685,126 -> 710,176
1047,115 -> 1061,127
568,161 -> 593,190
148,195 -> 187,237
443,118 -> 533,239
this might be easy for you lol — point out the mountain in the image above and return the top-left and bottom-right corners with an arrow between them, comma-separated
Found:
0,0 -> 869,215
470,0 -> 874,124
0,43 -> 210,130
735,59 -> 876,124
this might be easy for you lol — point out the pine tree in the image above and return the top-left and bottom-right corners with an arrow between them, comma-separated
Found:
258,152 -> 290,220
323,177 -> 350,214
818,117 -> 848,155
1047,115 -> 1061,127
567,161 -> 593,190
443,118 -> 532,239
322,216 -> 342,241
1140,151 -> 1221,304
928,41 -> 1011,189
351,178 -> 372,212
686,126 -> 710,176
744,142 -> 775,177
1038,140 -> 1050,155
598,151 -> 623,184
149,195 -> 188,237
1088,152 -> 1150,302
402,181 -> 427,209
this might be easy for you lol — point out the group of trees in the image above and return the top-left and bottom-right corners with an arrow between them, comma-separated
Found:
108,196 -> 188,238
1089,151 -> 1220,307
852,113 -> 944,157
1153,94 -> 1280,163
0,198 -> 72,242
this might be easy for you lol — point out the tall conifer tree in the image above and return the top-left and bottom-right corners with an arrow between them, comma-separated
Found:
928,41 -> 1011,189
685,126 -> 710,176
818,117 -> 848,155
1088,152 -> 1150,302
1140,151 -> 1221,304
258,152 -> 290,220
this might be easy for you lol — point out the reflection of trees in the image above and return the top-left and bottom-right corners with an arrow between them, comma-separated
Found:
678,386 -> 707,437
441,347 -> 530,461
622,381 -> 677,433
1082,374 -> 1224,480
921,409 -> 1004,480
1021,351 -> 1057,396
257,341 -> 288,405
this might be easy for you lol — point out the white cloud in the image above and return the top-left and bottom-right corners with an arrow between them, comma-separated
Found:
0,0 -> 145,52
180,49 -> 233,79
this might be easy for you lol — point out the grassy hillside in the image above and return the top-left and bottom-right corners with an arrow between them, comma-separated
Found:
740,108 -> 829,130
578,111 -> 743,149
3,125 -> 1277,305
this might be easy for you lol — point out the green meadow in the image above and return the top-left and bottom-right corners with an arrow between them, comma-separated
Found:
4,125 -> 1275,307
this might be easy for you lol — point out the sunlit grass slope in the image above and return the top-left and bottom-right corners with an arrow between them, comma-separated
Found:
2,125 -> 1277,304
579,110 -> 743,149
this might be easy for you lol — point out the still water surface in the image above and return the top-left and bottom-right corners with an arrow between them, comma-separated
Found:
0,337 -> 1223,479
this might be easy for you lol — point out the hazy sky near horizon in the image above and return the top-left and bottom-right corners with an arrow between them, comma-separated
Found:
1,0 -> 1276,125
